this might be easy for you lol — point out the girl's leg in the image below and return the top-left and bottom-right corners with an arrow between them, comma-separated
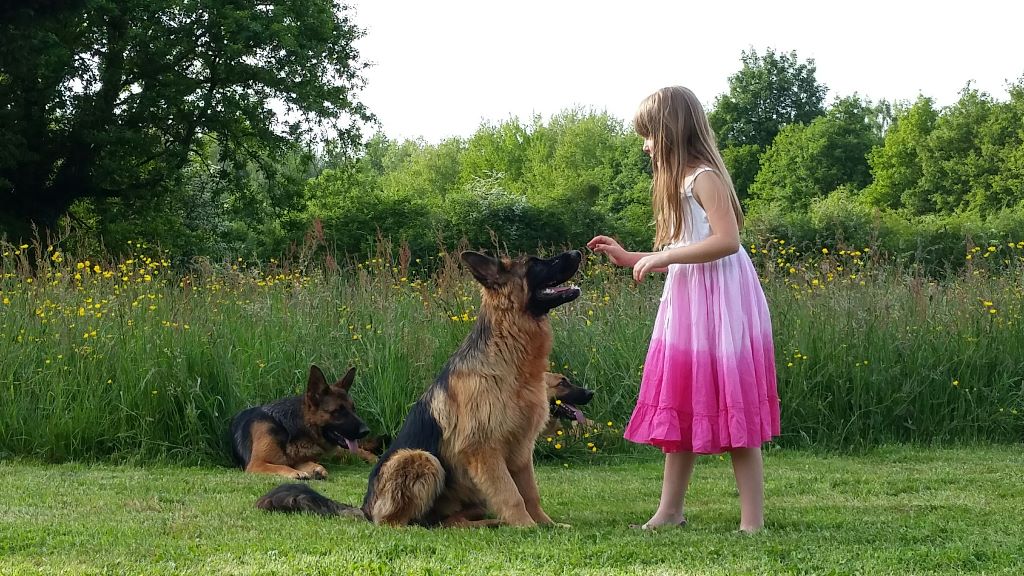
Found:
729,447 -> 764,532
643,451 -> 698,527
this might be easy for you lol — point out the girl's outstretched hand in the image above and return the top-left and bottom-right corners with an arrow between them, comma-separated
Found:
632,252 -> 670,283
587,235 -> 631,267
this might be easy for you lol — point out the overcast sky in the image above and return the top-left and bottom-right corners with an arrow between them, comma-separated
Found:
345,0 -> 1023,143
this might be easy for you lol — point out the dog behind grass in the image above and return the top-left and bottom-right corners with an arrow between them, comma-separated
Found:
257,249 -> 582,526
544,371 -> 595,436
230,365 -> 375,480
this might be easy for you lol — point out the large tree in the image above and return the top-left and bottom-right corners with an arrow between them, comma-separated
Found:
709,48 -> 828,200
0,0 -> 370,233
710,48 -> 828,150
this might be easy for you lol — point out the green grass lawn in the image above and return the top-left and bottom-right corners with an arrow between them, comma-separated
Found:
2,446 -> 1022,575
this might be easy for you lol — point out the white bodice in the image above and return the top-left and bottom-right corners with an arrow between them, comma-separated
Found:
665,166 -> 714,248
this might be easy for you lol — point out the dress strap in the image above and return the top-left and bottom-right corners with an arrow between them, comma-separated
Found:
683,166 -> 714,196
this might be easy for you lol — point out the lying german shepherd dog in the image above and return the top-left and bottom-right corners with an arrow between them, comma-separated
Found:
257,249 -> 582,527
230,365 -> 374,479
543,371 -> 595,436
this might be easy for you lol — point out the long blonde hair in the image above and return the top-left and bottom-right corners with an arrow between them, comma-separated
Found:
633,86 -> 744,249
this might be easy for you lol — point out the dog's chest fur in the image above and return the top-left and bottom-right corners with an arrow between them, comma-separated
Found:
433,318 -> 552,457
284,438 -> 326,463
260,397 -> 329,464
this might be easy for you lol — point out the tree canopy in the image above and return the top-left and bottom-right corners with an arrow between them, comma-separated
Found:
749,96 -> 884,210
710,48 -> 828,150
2,27 -> 1022,270
709,48 -> 828,199
0,0 -> 370,231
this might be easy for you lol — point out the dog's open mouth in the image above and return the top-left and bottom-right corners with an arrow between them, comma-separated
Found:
538,284 -> 581,300
549,400 -> 588,425
324,430 -> 365,454
527,250 -> 583,315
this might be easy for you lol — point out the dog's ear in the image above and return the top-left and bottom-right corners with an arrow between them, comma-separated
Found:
333,366 -> 356,392
305,364 -> 331,402
543,372 -> 558,389
461,251 -> 502,288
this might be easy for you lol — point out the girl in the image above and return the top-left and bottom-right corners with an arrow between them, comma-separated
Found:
588,86 -> 779,533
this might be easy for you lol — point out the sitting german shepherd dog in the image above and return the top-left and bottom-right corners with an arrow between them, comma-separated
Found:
257,249 -> 582,527
230,365 -> 374,479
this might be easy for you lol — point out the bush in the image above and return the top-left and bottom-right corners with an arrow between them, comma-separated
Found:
747,193 -> 1024,276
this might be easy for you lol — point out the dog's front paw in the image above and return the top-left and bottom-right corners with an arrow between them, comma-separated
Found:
357,450 -> 378,464
529,508 -> 554,525
293,461 -> 328,479
289,470 -> 312,480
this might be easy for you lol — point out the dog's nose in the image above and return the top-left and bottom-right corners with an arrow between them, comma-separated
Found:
582,389 -> 595,403
356,423 -> 370,439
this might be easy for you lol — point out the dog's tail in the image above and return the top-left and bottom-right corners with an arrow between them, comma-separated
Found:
368,449 -> 446,526
256,483 -> 366,519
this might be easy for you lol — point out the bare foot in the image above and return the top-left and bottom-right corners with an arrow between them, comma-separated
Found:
631,512 -> 687,530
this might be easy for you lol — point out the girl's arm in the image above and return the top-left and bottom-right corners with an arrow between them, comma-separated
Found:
587,236 -> 659,268
617,250 -> 661,268
633,172 -> 741,282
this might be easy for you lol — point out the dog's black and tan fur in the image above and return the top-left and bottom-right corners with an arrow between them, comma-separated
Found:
257,249 -> 582,527
230,365 -> 374,480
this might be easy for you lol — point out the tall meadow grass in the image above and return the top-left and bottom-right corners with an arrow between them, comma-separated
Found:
1,234 -> 1022,464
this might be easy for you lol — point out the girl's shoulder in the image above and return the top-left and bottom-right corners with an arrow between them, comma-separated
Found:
683,165 -> 715,195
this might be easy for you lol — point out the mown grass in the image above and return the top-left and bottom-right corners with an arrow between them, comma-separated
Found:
1,447 -> 1022,575
1,236 -> 1023,462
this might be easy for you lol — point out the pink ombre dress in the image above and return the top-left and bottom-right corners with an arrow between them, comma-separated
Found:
624,166 -> 780,454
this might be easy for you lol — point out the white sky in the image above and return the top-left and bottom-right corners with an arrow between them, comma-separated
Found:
346,0 -> 1024,143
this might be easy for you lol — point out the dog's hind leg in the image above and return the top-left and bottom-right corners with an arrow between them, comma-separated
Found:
354,448 -> 378,464
244,421 -> 311,479
465,454 -> 535,527
441,516 -> 503,528
439,504 -> 500,528
331,446 -> 378,465
369,449 -> 445,526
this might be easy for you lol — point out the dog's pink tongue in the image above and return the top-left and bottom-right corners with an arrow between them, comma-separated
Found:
569,405 -> 586,425
345,439 -> 359,453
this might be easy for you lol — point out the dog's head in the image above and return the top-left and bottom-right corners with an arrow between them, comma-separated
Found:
545,372 -> 594,424
303,365 -> 371,451
460,250 -> 582,316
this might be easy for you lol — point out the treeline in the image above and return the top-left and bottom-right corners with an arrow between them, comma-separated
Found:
207,50 -> 1024,271
2,8 -> 1022,272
